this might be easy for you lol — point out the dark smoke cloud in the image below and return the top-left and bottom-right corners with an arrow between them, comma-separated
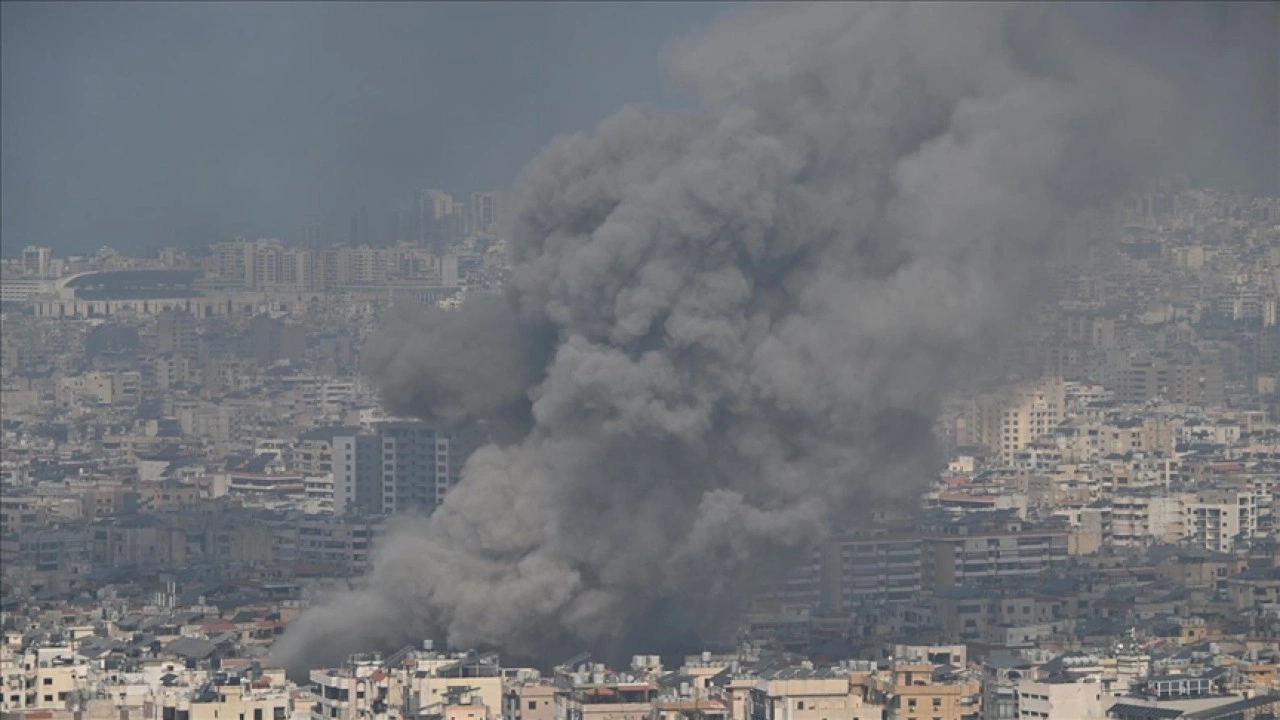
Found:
274,2 -> 1221,672
362,296 -> 551,441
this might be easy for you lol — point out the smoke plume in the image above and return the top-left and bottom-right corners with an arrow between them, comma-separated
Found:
275,2 -> 1190,671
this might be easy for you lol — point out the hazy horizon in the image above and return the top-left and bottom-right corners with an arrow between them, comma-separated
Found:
3,2 -> 1276,260
1,2 -> 733,256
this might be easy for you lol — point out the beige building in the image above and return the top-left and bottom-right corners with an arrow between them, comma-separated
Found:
160,684 -> 291,720
1013,679 -> 1109,719
0,647 -> 91,711
1188,488 -> 1259,552
503,682 -> 555,720
750,668 -> 882,720
402,652 -> 503,720
1109,493 -> 1187,546
557,682 -> 657,720
958,380 -> 1066,466
870,663 -> 981,720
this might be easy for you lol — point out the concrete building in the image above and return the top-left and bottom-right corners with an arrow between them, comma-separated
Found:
922,529 -> 1070,592
22,245 -> 53,278
293,516 -> 382,573
503,682 -> 555,720
818,533 -> 923,610
749,667 -> 881,720
1106,355 -> 1225,407
376,422 -> 480,516
331,433 -> 383,516
157,309 -> 200,358
958,380 -> 1066,466
1014,679 -> 1109,719
159,684 -> 291,720
1187,488 -> 1258,552
871,663 -> 981,720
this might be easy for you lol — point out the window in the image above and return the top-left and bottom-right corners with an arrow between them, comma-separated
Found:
43,678 -> 52,685
528,702 -> 537,710
254,709 -> 263,720
274,708 -> 287,720
907,699 -> 917,709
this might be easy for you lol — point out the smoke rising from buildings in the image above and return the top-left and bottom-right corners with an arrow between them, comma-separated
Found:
274,2 -> 1213,672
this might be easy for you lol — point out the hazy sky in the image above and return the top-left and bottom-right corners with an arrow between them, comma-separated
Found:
1,2 -> 732,255
2,2 -> 1275,257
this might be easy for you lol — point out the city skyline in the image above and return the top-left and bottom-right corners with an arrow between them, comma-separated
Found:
2,3 -> 1279,718
3,3 -> 1277,257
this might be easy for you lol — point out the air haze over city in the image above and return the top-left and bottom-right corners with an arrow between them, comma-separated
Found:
1,4 -> 1279,720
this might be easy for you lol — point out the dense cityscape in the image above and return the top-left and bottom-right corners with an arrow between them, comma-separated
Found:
4,0 -> 1280,718
1,179 -> 1278,720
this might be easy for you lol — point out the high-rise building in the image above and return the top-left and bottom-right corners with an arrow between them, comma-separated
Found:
249,238 -> 285,289
1106,354 -> 1225,406
470,191 -> 506,235
21,246 -> 52,278
377,421 -> 450,515
331,422 -> 485,517
419,189 -> 458,246
376,421 -> 484,516
332,433 -> 383,516
210,238 -> 251,285
346,245 -> 389,284
317,246 -> 346,289
155,309 -> 198,358
818,532 -> 923,610
207,237 -> 287,289
957,378 -> 1065,465
452,200 -> 470,237
281,248 -> 315,290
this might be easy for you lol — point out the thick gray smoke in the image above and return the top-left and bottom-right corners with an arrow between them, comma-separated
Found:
275,2 -> 1189,671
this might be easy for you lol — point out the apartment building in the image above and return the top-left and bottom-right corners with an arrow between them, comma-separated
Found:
1109,493 -> 1187,547
375,422 -> 484,516
292,516 -> 383,573
502,682 -> 555,720
818,533 -> 923,610
1187,488 -> 1259,552
331,434 -> 382,516
556,672 -> 657,720
1013,679 -> 1109,720
1,647 -> 91,711
308,655 -> 394,720
922,530 -> 1069,592
872,663 -> 981,720
160,684 -> 291,720
1105,354 -> 1225,406
958,380 -> 1066,466
748,667 -> 881,720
